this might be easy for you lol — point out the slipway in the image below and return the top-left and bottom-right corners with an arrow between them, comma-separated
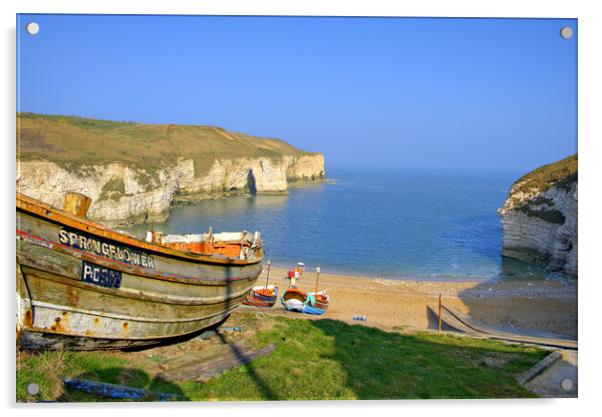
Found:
428,304 -> 577,350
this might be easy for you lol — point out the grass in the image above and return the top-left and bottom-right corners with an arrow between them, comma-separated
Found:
98,177 -> 127,201
16,112 -> 317,178
16,312 -> 547,402
505,154 -> 577,221
512,154 -> 577,197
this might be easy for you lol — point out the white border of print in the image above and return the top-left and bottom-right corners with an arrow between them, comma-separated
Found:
2,1 -> 599,416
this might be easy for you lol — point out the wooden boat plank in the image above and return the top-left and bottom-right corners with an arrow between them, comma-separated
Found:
160,344 -> 245,370
158,342 -> 276,382
19,255 -> 255,307
24,303 -> 235,341
23,269 -> 247,323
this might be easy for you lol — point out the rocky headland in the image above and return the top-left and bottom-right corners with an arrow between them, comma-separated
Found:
16,113 -> 325,226
498,154 -> 577,278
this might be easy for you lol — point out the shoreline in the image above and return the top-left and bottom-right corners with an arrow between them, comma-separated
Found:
258,266 -> 577,339
266,261 -> 488,283
264,259 -> 563,284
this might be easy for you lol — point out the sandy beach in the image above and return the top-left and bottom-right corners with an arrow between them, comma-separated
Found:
257,267 -> 578,339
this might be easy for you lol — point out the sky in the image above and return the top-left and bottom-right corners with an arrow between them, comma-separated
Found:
17,15 -> 577,174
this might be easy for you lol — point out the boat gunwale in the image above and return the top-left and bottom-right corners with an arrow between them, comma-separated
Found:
16,193 -> 263,266
248,293 -> 277,302
252,288 -> 277,298
17,229 -> 260,285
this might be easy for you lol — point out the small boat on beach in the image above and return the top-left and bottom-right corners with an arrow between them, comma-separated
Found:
281,266 -> 329,315
242,285 -> 279,308
16,192 -> 264,350
242,260 -> 278,308
281,289 -> 330,315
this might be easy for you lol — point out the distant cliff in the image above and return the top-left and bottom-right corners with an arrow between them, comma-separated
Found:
16,113 -> 325,226
498,154 -> 577,278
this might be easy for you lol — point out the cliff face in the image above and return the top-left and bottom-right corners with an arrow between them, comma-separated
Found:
176,154 -> 325,203
498,155 -> 577,278
16,113 -> 325,226
17,154 -> 325,226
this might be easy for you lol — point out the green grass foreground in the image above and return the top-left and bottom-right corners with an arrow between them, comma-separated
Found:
16,314 -> 547,401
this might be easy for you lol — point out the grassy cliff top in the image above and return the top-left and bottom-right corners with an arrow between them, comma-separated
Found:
513,154 -> 577,196
17,113 -> 316,176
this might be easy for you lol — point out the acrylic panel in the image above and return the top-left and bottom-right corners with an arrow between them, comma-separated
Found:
16,14 -> 577,402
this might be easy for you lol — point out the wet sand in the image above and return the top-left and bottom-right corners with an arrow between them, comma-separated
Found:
256,267 -> 578,339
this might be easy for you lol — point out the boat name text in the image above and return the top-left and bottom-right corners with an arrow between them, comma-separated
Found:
58,228 -> 155,269
82,261 -> 122,289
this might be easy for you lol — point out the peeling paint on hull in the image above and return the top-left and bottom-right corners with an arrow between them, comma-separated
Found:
16,193 -> 263,350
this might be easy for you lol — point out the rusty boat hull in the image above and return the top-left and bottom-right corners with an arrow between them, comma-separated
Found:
16,193 -> 263,350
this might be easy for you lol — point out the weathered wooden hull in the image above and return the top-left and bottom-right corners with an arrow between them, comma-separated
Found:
16,194 -> 263,350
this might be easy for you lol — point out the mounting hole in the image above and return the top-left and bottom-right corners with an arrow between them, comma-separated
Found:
26,22 -> 40,35
560,26 -> 573,39
560,377 -> 574,391
27,382 -> 40,395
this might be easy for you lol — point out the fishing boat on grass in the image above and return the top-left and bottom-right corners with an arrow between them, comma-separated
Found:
16,192 -> 264,350
281,267 -> 329,315
242,260 -> 278,308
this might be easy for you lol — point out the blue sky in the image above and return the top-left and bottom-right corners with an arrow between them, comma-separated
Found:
17,15 -> 577,174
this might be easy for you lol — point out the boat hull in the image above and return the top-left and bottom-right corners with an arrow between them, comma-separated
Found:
16,194 -> 263,350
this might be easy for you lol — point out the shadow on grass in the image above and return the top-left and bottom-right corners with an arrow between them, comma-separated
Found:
310,319 -> 544,399
19,315 -> 545,402
216,332 -> 279,400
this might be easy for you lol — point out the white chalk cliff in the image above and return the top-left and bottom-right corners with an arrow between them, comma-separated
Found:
17,154 -> 325,226
498,156 -> 577,278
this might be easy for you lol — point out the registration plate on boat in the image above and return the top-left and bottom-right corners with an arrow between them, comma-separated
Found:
82,261 -> 122,289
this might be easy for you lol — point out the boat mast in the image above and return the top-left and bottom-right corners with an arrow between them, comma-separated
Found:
315,266 -> 320,294
264,260 -> 272,290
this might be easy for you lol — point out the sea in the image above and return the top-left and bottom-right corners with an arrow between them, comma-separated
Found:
127,168 -> 549,281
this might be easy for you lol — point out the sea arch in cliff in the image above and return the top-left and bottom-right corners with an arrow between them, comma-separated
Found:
247,170 -> 257,194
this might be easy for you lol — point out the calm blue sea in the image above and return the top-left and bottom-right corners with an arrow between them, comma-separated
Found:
128,168 -> 545,280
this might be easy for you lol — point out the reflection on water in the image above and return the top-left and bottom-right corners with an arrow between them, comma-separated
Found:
126,169 -> 549,281
128,192 -> 292,235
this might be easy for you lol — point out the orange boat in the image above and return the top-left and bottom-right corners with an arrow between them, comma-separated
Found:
242,260 -> 277,308
242,285 -> 278,308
